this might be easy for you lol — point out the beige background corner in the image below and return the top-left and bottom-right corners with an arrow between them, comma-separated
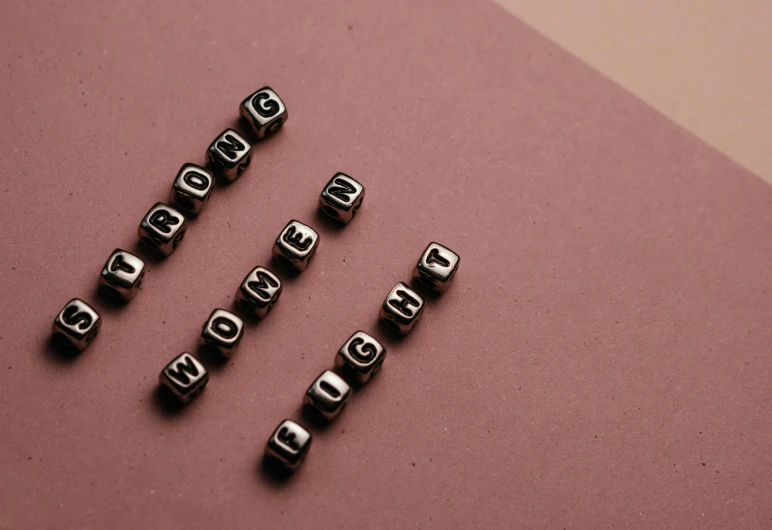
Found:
495,0 -> 772,183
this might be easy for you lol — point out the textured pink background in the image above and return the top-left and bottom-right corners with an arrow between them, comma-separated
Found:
1,0 -> 771,528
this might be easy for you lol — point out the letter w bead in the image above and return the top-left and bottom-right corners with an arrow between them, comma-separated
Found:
159,353 -> 209,404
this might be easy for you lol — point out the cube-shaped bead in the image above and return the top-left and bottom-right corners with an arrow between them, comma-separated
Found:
413,242 -> 460,293
264,419 -> 311,472
99,249 -> 145,301
303,370 -> 351,422
318,172 -> 365,224
199,309 -> 244,358
206,128 -> 252,182
51,298 -> 101,352
169,163 -> 215,215
239,86 -> 288,140
334,330 -> 386,385
235,266 -> 283,319
159,353 -> 209,404
138,202 -> 187,256
272,220 -> 319,272
379,282 -> 425,335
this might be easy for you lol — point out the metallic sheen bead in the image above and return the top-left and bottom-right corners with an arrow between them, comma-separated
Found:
239,86 -> 288,140
138,202 -> 187,256
413,242 -> 460,293
318,172 -> 364,224
235,266 -> 283,319
272,220 -> 319,272
379,282 -> 425,335
99,249 -> 145,302
264,419 -> 311,472
206,128 -> 252,182
199,309 -> 244,358
334,330 -> 386,385
303,370 -> 351,422
159,352 -> 209,404
169,163 -> 215,215
52,298 -> 101,352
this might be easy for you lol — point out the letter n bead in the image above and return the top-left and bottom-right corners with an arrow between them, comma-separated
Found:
206,128 -> 252,183
379,282 -> 425,335
52,298 -> 100,352
318,172 -> 365,224
414,242 -> 460,293
265,419 -> 311,472
334,331 -> 386,385
138,202 -> 187,256
200,309 -> 244,358
272,220 -> 319,272
240,86 -> 288,140
159,353 -> 209,404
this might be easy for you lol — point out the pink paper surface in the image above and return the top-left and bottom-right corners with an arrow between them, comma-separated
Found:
1,0 -> 771,528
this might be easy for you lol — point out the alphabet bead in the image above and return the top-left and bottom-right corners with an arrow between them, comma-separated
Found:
235,266 -> 283,319
52,298 -> 100,352
334,331 -> 386,385
138,202 -> 187,256
199,309 -> 244,358
169,163 -> 215,215
379,282 -> 425,335
206,128 -> 252,183
272,220 -> 319,272
264,419 -> 311,471
99,249 -> 145,302
303,370 -> 351,422
159,353 -> 209,404
413,242 -> 460,293
318,172 -> 364,224
240,86 -> 288,140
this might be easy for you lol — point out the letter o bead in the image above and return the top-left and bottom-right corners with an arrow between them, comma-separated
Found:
272,220 -> 319,272
169,163 -> 215,215
99,249 -> 145,302
159,353 -> 209,404
379,282 -> 425,335
265,419 -> 311,472
318,172 -> 365,224
240,86 -> 288,140
52,298 -> 100,352
413,242 -> 460,293
200,309 -> 244,358
138,202 -> 187,256
334,331 -> 386,385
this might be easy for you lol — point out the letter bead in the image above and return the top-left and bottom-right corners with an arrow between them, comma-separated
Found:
334,331 -> 386,385
379,282 -> 425,335
199,309 -> 244,358
235,266 -> 283,319
240,86 -> 288,140
303,370 -> 351,422
318,172 -> 365,224
272,220 -> 319,272
206,128 -> 252,183
52,298 -> 101,352
413,242 -> 460,293
99,249 -> 145,302
169,163 -> 215,215
138,202 -> 187,256
159,353 -> 209,404
265,419 -> 311,472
